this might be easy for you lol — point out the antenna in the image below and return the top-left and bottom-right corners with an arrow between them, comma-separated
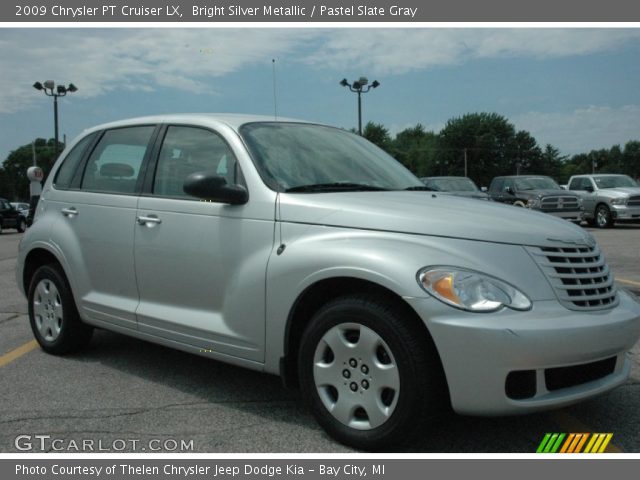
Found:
272,58 -> 278,120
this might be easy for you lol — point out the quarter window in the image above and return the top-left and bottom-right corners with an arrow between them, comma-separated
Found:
81,126 -> 155,194
153,126 -> 241,198
53,133 -> 96,190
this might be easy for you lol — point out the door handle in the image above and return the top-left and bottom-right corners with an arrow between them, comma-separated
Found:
61,207 -> 78,217
137,215 -> 162,225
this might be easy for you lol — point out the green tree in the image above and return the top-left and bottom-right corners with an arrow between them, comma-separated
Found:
0,138 -> 62,200
362,122 -> 392,152
622,141 -> 640,179
390,124 -> 438,176
437,113 -> 519,187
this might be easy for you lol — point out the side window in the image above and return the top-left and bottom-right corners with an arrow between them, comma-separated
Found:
490,178 -> 503,192
81,126 -> 154,194
568,177 -> 581,190
503,178 -> 514,191
153,126 -> 241,198
53,133 -> 96,190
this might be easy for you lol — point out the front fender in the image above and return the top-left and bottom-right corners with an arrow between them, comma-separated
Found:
263,223 -> 555,375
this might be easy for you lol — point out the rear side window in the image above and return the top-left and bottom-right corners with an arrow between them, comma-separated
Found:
153,126 -> 241,199
81,126 -> 155,194
53,133 -> 96,190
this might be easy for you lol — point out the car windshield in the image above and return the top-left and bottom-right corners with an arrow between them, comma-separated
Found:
240,122 -> 424,192
425,177 -> 478,192
593,175 -> 638,189
514,177 -> 560,190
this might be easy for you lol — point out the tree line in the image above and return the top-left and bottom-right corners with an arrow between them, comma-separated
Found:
362,112 -> 640,188
1,112 -> 639,200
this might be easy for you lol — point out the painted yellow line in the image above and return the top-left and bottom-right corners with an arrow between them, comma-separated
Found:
551,410 -> 622,453
616,277 -> 640,288
0,340 -> 39,368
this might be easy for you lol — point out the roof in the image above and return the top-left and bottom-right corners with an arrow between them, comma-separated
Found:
82,113 -> 310,135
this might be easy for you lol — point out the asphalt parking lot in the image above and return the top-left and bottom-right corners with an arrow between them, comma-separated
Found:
0,224 -> 639,453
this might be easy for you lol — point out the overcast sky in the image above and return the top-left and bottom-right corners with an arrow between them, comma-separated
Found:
1,28 -> 640,162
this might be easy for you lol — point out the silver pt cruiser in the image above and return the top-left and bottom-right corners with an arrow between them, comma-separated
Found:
16,114 -> 640,450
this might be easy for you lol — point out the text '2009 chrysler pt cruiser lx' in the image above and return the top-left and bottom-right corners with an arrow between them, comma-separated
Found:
16,114 -> 640,450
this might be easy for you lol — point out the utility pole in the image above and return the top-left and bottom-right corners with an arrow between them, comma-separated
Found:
464,148 -> 468,177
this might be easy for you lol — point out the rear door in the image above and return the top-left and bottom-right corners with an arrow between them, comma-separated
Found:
133,125 -> 274,362
48,125 -> 158,330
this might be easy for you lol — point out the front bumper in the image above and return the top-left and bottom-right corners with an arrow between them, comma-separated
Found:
405,289 -> 640,415
612,204 -> 640,221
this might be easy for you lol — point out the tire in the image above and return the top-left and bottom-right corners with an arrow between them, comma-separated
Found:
298,295 -> 446,451
17,217 -> 26,233
586,217 -> 597,227
28,264 -> 93,355
595,204 -> 613,228
0,220 -> 3,234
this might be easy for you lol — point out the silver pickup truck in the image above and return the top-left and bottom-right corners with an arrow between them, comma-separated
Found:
567,174 -> 640,228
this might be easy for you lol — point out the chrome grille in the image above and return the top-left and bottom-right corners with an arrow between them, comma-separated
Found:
540,196 -> 580,211
527,244 -> 617,311
628,195 -> 640,207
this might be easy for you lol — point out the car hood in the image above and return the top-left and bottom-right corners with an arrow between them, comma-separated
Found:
516,189 -> 576,198
445,191 -> 490,199
597,187 -> 640,197
278,191 -> 590,247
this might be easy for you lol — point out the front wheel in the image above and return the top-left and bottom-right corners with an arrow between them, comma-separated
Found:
298,295 -> 446,451
17,217 -> 26,233
28,265 -> 93,354
596,204 -> 613,228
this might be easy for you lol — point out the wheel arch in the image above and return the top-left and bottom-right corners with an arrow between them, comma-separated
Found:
23,247 -> 68,295
280,276 -> 445,391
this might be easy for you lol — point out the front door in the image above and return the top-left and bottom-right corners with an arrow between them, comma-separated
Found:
133,125 -> 274,362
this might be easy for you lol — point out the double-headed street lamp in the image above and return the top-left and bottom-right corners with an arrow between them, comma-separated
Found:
33,80 -> 78,159
340,77 -> 380,136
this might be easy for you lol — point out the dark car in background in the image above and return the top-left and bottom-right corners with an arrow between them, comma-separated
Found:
10,202 -> 30,219
488,175 -> 583,222
0,197 -> 26,234
420,176 -> 490,200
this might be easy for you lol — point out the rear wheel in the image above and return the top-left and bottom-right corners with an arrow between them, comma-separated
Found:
298,295 -> 446,451
17,217 -> 26,233
28,265 -> 93,354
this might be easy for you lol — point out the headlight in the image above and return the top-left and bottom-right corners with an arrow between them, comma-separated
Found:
527,197 -> 541,208
610,197 -> 626,206
417,267 -> 532,312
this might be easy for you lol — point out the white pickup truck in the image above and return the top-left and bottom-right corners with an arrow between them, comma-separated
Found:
567,174 -> 640,227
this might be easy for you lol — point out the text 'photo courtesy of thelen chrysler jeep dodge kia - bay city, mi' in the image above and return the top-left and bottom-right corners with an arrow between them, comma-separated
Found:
16,114 -> 640,451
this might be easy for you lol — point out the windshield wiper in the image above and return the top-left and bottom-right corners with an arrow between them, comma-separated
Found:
285,182 -> 389,193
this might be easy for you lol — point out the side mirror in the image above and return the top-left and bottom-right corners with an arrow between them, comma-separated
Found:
183,172 -> 248,205
505,186 -> 515,195
585,185 -> 594,193
480,186 -> 488,192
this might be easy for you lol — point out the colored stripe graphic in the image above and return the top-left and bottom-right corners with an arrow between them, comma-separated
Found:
537,433 -> 613,453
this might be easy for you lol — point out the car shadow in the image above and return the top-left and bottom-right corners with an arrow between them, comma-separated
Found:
61,328 -> 624,453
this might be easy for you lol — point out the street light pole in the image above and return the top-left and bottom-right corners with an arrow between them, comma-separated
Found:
33,80 -> 78,160
339,77 -> 380,135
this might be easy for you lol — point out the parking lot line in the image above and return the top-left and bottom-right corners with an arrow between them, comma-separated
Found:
0,340 -> 38,368
616,277 -> 640,288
